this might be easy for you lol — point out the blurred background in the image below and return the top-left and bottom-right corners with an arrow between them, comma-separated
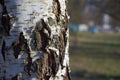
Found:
68,0 -> 120,80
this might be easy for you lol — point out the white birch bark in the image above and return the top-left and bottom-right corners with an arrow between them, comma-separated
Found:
0,0 -> 70,80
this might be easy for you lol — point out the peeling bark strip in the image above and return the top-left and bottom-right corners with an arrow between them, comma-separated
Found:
0,0 -> 70,80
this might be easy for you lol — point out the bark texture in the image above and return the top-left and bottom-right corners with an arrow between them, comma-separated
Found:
0,0 -> 70,80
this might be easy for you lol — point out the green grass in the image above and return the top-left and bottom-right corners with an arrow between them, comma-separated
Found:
70,31 -> 120,80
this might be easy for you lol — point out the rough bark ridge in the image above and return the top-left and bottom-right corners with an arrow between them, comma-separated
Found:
0,0 -> 70,80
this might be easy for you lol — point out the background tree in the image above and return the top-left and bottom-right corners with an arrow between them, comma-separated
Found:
69,0 -> 120,26
0,0 -> 70,80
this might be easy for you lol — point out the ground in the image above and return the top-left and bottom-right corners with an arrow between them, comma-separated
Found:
70,31 -> 120,80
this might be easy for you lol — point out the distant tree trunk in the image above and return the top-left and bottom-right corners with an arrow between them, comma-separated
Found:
0,0 -> 70,80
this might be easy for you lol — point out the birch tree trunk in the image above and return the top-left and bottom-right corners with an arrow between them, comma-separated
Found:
0,0 -> 70,80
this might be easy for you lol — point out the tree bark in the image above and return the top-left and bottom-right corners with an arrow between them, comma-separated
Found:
0,0 -> 70,80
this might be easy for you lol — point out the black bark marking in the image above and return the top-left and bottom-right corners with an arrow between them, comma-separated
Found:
12,41 -> 21,58
49,49 -> 59,77
44,75 -> 51,80
11,75 -> 18,80
58,29 -> 67,69
2,76 -> 6,80
41,19 -> 51,35
34,53 -> 49,80
31,19 -> 51,51
12,32 -> 24,58
66,66 -> 71,80
13,32 -> 30,58
1,40 -> 5,61
40,19 -> 50,51
0,0 -> 4,6
12,32 -> 32,75
63,30 -> 67,48
31,62 -> 37,72
0,0 -> 11,36
59,53 -> 64,69
59,14 -> 69,69
62,66 -> 71,80
25,55 -> 32,76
